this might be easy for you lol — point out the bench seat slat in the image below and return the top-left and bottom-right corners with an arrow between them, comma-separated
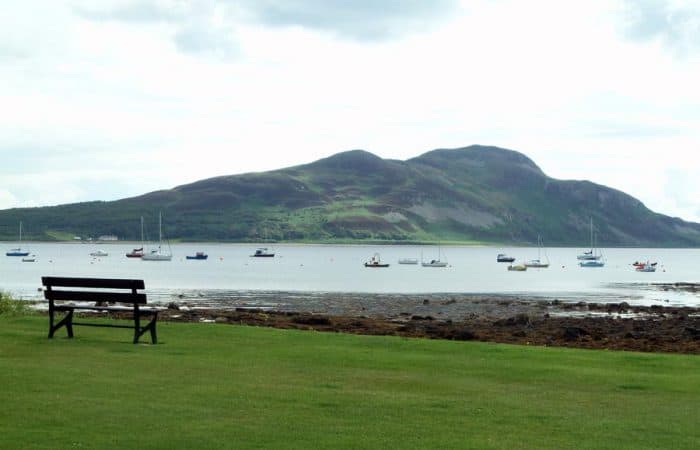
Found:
45,291 -> 147,304
42,276 -> 145,290
72,322 -> 138,329
54,305 -> 158,313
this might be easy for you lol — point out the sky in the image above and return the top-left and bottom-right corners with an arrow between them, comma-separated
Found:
2,0 -> 700,222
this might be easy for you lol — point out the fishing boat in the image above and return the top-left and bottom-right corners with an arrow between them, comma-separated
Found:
524,235 -> 549,268
6,222 -> 30,257
507,263 -> 527,271
398,258 -> 419,265
186,252 -> 208,260
142,212 -> 172,261
365,253 -> 389,268
251,248 -> 275,257
90,250 -> 109,257
126,217 -> 145,258
497,253 -> 515,263
577,218 -> 602,261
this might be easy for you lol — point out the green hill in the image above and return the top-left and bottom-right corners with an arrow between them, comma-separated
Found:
2,145 -> 699,246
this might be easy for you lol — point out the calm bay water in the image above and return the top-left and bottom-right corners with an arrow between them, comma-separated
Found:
2,242 -> 699,307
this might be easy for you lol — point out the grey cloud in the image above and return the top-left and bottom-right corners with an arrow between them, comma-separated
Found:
623,0 -> 700,53
174,23 -> 239,59
244,0 -> 460,41
74,0 -> 459,58
74,1 -> 186,23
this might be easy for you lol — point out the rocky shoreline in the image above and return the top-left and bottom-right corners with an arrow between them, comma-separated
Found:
152,295 -> 700,354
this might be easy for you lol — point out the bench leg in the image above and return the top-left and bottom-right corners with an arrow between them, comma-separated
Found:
134,313 -> 158,344
49,309 -> 74,339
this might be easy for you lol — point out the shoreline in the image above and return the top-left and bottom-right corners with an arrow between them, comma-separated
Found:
107,295 -> 700,354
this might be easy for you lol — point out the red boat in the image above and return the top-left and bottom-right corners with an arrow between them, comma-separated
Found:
126,247 -> 143,258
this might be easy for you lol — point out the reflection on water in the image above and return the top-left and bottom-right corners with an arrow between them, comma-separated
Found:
2,243 -> 699,307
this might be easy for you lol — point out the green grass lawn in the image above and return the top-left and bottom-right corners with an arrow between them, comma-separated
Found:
1,316 -> 698,449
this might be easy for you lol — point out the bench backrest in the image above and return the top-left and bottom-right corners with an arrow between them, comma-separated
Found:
42,277 -> 147,304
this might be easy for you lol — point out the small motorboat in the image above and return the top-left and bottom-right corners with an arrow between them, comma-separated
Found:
634,261 -> 657,272
186,252 -> 208,260
22,255 -> 36,262
90,250 -> 109,257
126,247 -> 144,258
398,258 -> 419,265
507,263 -> 527,271
251,248 -> 275,257
497,253 -> 515,263
365,253 -> 389,268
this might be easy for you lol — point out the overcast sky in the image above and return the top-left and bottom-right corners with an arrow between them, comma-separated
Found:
2,0 -> 700,222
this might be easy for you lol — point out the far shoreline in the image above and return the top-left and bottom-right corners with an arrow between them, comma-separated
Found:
3,239 -> 700,249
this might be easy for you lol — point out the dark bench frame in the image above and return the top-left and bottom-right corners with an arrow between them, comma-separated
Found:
43,276 -> 158,344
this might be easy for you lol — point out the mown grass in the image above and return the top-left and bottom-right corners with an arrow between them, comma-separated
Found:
1,316 -> 698,449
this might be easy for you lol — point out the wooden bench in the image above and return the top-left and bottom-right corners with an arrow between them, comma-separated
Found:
43,276 -> 158,344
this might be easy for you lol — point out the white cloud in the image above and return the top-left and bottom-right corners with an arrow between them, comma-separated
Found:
0,0 -> 699,223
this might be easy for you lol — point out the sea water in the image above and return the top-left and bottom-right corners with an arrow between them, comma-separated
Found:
1,242 -> 699,307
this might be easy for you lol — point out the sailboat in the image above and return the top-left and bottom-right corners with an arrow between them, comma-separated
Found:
579,232 -> 605,267
126,216 -> 145,258
6,222 -> 30,257
524,235 -> 549,268
142,212 -> 172,261
577,218 -> 602,261
421,246 -> 448,267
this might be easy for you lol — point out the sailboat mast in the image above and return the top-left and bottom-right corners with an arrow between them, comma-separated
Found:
19,221 -> 22,243
140,216 -> 144,247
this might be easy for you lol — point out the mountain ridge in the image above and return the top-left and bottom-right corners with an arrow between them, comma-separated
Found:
1,145 -> 699,246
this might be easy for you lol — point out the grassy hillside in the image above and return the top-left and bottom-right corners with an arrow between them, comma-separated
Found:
1,315 -> 699,449
2,145 -> 700,245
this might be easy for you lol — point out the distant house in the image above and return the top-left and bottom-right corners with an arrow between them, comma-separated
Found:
98,235 -> 118,241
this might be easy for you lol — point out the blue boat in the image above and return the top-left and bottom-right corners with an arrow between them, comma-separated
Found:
6,221 -> 29,257
579,260 -> 605,268
186,252 -> 208,260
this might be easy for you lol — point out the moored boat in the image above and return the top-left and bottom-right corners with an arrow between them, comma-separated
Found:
186,252 -> 208,260
497,253 -> 515,263
251,248 -> 275,257
579,260 -> 604,268
365,253 -> 389,267
634,261 -> 657,272
126,248 -> 144,258
398,258 -> 419,265
142,212 -> 172,261
421,247 -> 448,267
524,235 -> 549,268
422,259 -> 448,267
507,263 -> 527,271
577,218 -> 602,261
6,222 -> 30,257
126,217 -> 145,258
90,250 -> 109,257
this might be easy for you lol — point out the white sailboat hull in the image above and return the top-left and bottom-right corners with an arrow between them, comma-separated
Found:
142,251 -> 172,261
421,261 -> 448,267
142,212 -> 172,261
